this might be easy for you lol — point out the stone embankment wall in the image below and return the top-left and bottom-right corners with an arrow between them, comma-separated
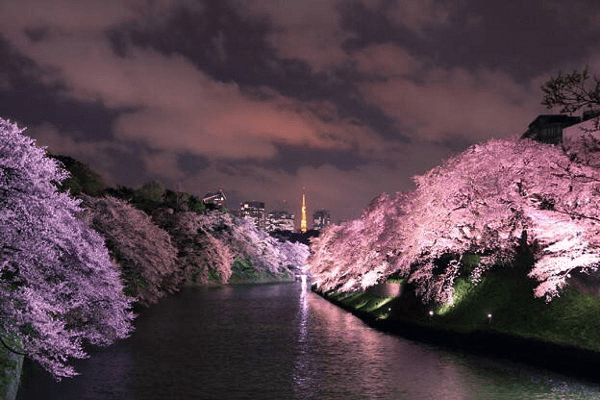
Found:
0,346 -> 23,400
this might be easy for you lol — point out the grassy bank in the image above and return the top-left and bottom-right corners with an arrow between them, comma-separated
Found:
227,257 -> 295,283
318,263 -> 600,379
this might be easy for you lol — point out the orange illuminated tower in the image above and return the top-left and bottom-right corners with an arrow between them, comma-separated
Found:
300,190 -> 307,233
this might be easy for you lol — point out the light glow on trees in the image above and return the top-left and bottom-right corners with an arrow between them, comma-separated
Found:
79,195 -> 179,305
0,119 -> 134,379
308,137 -> 600,305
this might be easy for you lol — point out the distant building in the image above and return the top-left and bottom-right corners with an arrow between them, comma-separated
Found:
522,114 -> 580,144
240,201 -> 266,230
266,210 -> 295,232
202,190 -> 226,208
312,209 -> 331,231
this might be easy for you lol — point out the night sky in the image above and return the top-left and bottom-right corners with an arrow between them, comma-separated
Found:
1,0 -> 600,223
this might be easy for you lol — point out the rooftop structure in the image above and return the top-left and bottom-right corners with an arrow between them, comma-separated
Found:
202,190 -> 226,208
522,114 -> 580,144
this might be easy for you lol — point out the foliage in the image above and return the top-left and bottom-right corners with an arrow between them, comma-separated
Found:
187,194 -> 206,213
104,182 -> 206,215
49,154 -> 108,197
0,119 -> 133,379
309,138 -> 600,304
79,195 -> 179,306
163,189 -> 190,212
104,184 -> 136,203
541,67 -> 600,115
133,180 -> 166,213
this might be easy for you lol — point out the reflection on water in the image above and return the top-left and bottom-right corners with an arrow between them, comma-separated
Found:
17,282 -> 600,400
292,275 -> 310,397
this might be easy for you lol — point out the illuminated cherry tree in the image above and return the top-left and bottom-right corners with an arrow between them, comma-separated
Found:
154,210 -> 233,284
198,212 -> 308,277
79,195 -> 179,305
0,119 -> 133,379
309,193 -> 408,292
309,138 -> 600,303
278,240 -> 310,274
154,208 -> 308,284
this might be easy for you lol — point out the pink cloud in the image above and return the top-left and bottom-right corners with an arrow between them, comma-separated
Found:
384,0 -> 456,36
0,5 -> 382,161
358,59 -> 545,142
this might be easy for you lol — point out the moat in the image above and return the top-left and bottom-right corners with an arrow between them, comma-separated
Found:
17,281 -> 600,399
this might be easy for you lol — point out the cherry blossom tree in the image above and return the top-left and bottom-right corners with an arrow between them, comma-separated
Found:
195,211 -> 308,279
563,118 -> 600,168
309,193 -> 408,292
0,119 -> 133,379
79,195 -> 179,306
309,138 -> 600,304
278,240 -> 310,274
154,210 -> 233,284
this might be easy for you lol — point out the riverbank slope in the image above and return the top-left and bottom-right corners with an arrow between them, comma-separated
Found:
314,264 -> 600,381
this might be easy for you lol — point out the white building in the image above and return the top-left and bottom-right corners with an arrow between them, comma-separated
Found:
240,201 -> 266,230
266,210 -> 295,232
313,209 -> 331,231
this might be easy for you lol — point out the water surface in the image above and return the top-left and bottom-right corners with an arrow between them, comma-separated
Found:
17,280 -> 600,399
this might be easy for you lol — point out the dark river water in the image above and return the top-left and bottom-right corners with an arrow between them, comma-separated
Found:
17,279 -> 600,399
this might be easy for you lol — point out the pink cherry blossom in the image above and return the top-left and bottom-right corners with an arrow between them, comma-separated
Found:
0,119 -> 134,379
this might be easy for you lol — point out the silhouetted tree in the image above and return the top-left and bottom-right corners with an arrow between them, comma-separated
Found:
104,185 -> 136,202
541,67 -> 600,114
133,180 -> 166,213
163,189 -> 190,212
49,154 -> 108,197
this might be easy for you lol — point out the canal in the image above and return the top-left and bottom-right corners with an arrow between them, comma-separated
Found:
17,280 -> 600,399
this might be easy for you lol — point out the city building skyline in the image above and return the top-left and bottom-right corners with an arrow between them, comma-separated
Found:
239,192 -> 330,232
239,201 -> 266,231
266,210 -> 295,233
313,209 -> 331,231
